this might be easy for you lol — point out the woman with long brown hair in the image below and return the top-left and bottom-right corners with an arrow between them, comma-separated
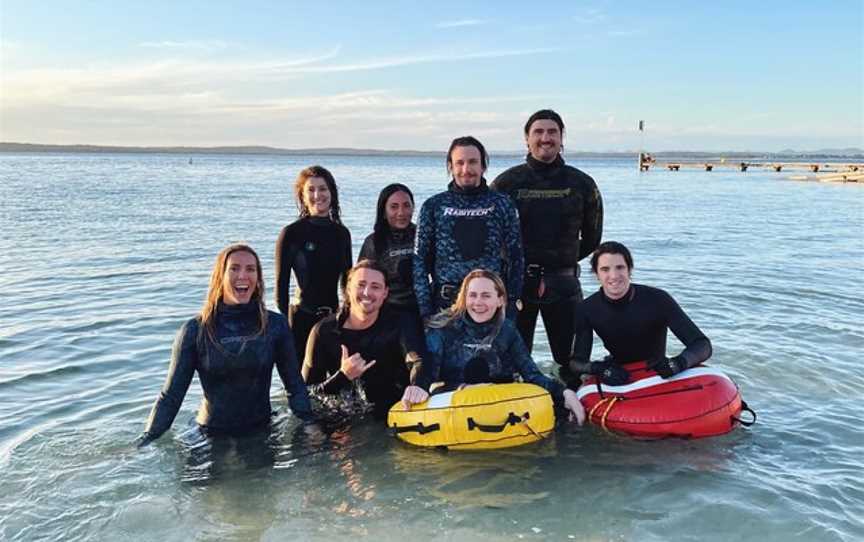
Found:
275,166 -> 353,362
138,243 -> 314,446
426,269 -> 584,424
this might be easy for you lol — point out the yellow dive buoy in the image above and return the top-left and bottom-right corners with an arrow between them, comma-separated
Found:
387,383 -> 555,450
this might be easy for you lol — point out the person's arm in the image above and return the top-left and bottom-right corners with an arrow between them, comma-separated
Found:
358,234 -> 375,261
138,320 -> 199,446
505,324 -> 565,401
399,317 -> 435,391
273,316 -> 315,421
412,200 -> 435,319
502,198 -> 524,318
301,320 -> 352,394
666,292 -> 712,369
579,178 -> 604,260
342,227 -> 354,275
274,226 -> 294,315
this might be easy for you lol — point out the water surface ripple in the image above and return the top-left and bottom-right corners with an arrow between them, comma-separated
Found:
1,153 -> 861,541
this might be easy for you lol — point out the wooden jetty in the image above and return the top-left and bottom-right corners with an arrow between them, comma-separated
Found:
637,153 -> 863,182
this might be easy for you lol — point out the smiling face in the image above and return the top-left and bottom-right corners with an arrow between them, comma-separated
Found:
221,250 -> 259,305
448,145 -> 485,189
465,277 -> 505,323
302,176 -> 332,217
595,252 -> 632,300
526,119 -> 562,163
385,190 -> 413,230
347,267 -> 389,319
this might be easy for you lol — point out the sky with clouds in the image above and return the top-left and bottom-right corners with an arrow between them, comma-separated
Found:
1,1 -> 861,152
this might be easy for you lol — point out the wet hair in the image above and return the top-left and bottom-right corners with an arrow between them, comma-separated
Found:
428,269 -> 507,329
524,109 -> 565,136
372,183 -> 415,258
338,259 -> 390,321
446,136 -> 489,175
200,243 -> 268,343
590,241 -> 635,273
294,165 -> 343,224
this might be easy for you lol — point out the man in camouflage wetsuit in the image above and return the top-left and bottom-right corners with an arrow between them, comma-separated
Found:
491,110 -> 603,376
413,136 -> 524,320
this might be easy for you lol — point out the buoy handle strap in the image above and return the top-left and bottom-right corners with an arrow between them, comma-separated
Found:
731,401 -> 757,427
391,422 -> 441,435
467,412 -> 530,433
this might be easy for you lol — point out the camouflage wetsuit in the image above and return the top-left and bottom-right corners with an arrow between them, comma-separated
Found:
492,154 -> 603,367
413,179 -> 524,318
426,315 -> 566,405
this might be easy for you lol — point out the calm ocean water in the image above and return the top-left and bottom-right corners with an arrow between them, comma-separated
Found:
0,152 -> 862,541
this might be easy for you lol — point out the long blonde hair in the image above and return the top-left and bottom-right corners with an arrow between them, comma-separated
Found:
199,243 -> 268,343
427,269 -> 507,329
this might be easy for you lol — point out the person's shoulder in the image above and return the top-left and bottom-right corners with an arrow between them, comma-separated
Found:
492,163 -> 530,187
635,283 -> 673,301
561,164 -> 598,185
313,313 -> 340,334
423,190 -> 449,205
266,310 -> 289,327
178,316 -> 201,334
280,217 -> 307,235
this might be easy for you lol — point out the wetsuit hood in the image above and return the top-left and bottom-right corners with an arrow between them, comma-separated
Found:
526,153 -> 565,172
448,178 -> 489,196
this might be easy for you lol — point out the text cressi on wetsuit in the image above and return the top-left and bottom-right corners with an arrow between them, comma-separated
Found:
413,179 -> 524,318
275,216 -> 352,361
492,154 -> 603,367
359,224 -> 418,311
140,302 -> 314,444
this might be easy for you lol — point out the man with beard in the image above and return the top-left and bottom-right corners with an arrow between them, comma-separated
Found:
414,135 -> 524,320
492,110 -> 603,381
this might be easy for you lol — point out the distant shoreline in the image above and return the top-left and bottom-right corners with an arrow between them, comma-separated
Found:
1,142 -> 861,160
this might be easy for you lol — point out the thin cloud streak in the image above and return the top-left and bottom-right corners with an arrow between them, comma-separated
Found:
138,40 -> 230,51
435,19 -> 487,28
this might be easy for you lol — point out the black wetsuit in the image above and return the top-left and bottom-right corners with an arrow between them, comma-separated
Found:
359,224 -> 418,312
492,155 -> 603,367
302,309 -> 435,419
571,284 -> 712,372
275,216 -> 352,361
140,302 -> 314,444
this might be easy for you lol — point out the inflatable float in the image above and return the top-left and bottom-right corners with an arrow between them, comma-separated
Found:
388,382 -> 554,450
576,362 -> 755,439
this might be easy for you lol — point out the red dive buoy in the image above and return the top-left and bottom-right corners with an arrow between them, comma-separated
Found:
576,361 -> 755,439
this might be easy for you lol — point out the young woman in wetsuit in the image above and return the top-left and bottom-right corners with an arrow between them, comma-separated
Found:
568,241 -> 713,386
359,183 -> 421,320
275,166 -> 353,362
425,269 -> 585,424
138,244 -> 315,446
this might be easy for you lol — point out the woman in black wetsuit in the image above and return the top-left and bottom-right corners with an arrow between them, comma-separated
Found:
568,241 -> 713,386
138,244 -> 314,446
275,166 -> 353,361
359,184 -> 419,318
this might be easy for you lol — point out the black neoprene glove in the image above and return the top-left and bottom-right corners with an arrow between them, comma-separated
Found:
586,356 -> 630,386
647,355 -> 687,378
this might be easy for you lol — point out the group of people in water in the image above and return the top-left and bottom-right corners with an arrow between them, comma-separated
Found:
138,109 -> 712,446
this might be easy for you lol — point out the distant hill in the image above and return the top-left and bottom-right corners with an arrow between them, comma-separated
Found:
1,142 -> 861,160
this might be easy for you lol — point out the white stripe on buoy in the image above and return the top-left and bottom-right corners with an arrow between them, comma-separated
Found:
427,391 -> 455,409
575,366 -> 734,401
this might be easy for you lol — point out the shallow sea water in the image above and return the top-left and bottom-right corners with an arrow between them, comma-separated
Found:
0,152 -> 862,541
